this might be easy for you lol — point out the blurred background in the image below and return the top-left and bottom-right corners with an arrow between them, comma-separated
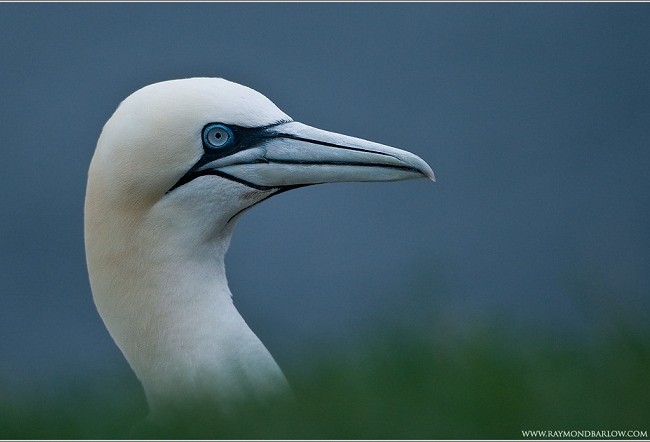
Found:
0,3 -> 648,438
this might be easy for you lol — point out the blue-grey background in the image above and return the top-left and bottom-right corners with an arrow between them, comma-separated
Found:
1,3 -> 648,392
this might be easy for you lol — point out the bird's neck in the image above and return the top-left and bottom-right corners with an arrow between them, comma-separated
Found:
85,196 -> 289,414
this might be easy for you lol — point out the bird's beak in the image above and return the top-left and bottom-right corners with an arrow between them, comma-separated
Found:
200,121 -> 434,188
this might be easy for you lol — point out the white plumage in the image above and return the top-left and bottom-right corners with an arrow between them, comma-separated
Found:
84,78 -> 433,417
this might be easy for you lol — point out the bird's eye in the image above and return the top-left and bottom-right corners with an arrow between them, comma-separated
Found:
204,124 -> 234,149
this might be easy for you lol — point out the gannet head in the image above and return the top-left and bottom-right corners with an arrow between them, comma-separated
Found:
85,77 -> 434,413
89,77 -> 433,235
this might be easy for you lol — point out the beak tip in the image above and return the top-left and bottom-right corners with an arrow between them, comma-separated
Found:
418,161 -> 436,182
403,151 -> 435,183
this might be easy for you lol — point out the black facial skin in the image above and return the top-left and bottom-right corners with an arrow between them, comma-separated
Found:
168,121 -> 291,193
167,120 -> 306,223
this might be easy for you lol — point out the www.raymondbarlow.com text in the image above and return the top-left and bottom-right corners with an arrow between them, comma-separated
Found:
522,429 -> 647,438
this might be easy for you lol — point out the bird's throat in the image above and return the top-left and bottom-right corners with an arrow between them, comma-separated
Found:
85,199 -> 289,414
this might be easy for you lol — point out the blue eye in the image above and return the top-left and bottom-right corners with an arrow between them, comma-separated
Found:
204,124 -> 234,148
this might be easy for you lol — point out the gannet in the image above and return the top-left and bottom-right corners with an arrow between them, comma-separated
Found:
84,78 -> 434,417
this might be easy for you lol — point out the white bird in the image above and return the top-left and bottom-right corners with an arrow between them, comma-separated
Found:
84,78 -> 434,418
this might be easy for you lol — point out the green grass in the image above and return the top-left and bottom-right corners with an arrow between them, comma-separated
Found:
1,322 -> 648,439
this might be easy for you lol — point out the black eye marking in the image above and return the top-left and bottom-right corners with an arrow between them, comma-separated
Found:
167,120 -> 291,193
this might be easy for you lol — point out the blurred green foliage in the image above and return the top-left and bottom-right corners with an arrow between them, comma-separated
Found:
1,320 -> 648,440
